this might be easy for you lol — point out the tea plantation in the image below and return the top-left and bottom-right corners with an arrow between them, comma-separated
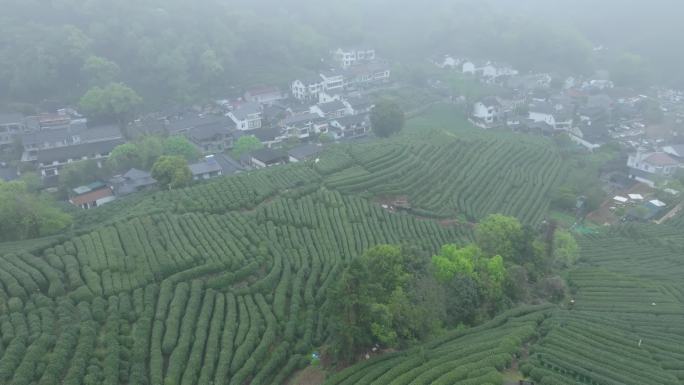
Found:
1,132 -> 682,385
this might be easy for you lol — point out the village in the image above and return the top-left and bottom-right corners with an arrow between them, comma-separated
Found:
2,47 -> 684,224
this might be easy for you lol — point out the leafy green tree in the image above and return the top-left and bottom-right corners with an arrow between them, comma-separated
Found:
151,156 -> 191,189
163,136 -> 200,161
18,172 -> 42,193
232,135 -> 263,158
431,244 -> 480,282
0,180 -> 72,241
107,136 -> 164,172
79,82 -> 143,125
553,230 -> 579,268
82,55 -> 120,87
107,143 -> 142,173
476,214 -> 524,262
326,245 -> 441,360
370,100 -> 405,138
58,160 -> 105,191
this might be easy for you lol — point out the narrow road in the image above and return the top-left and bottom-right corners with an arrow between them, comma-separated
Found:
656,202 -> 683,224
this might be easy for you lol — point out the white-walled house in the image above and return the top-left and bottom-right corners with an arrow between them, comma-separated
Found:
462,61 -> 478,74
228,102 -> 262,131
628,150 -> 681,186
310,100 -> 351,119
333,48 -> 376,69
291,76 -> 325,101
528,102 -> 573,131
320,71 -> 345,92
471,97 -> 501,127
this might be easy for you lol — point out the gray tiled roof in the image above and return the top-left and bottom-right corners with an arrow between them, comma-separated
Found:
250,148 -> 287,163
317,100 -> 347,114
189,157 -> 223,175
231,103 -> 262,121
288,144 -> 324,160
36,138 -> 124,164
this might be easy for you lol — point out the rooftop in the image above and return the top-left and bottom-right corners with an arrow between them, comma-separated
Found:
283,113 -> 324,126
317,100 -> 347,114
251,127 -> 281,142
36,138 -> 124,164
250,148 -> 288,163
231,102 -> 262,121
334,113 -> 369,127
189,157 -> 223,175
643,152 -> 679,167
213,154 -> 244,175
288,144 -> 324,160
188,119 -> 235,141
70,186 -> 113,206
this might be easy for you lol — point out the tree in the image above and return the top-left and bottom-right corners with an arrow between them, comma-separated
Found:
552,230 -> 579,268
151,156 -> 191,189
431,244 -> 480,282
107,143 -> 142,173
370,100 -> 405,138
79,82 -> 143,125
475,214 -> 524,262
326,245 -> 441,360
232,135 -> 263,158
0,180 -> 72,241
58,160 -> 105,191
82,56 -> 120,87
163,136 -> 200,161
107,136 -> 164,172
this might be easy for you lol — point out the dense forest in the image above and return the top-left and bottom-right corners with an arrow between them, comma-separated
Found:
1,0 -> 680,110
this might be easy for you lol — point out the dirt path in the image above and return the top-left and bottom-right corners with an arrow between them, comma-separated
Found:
656,202 -> 683,224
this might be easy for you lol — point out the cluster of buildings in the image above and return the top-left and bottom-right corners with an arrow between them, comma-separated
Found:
291,48 -> 391,101
132,46 -> 386,160
0,46 -> 389,209
434,55 -> 519,83
0,110 -> 125,179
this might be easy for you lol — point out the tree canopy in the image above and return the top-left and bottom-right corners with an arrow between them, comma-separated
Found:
0,180 -> 72,241
151,155 -> 192,189
79,82 -> 142,125
370,100 -> 405,138
162,136 -> 201,162
476,214 -> 524,262
232,135 -> 264,158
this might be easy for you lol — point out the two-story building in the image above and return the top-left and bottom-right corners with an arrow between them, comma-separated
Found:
311,100 -> 350,119
187,119 -> 236,154
320,70 -> 345,92
628,150 -> 681,186
333,47 -> 376,69
228,102 -> 262,131
471,97 -> 501,128
291,76 -> 325,101
282,113 -> 328,140
330,114 -> 371,139
189,155 -> 224,181
343,62 -> 391,88
21,123 -> 123,163
528,102 -> 574,131
35,138 -> 124,177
